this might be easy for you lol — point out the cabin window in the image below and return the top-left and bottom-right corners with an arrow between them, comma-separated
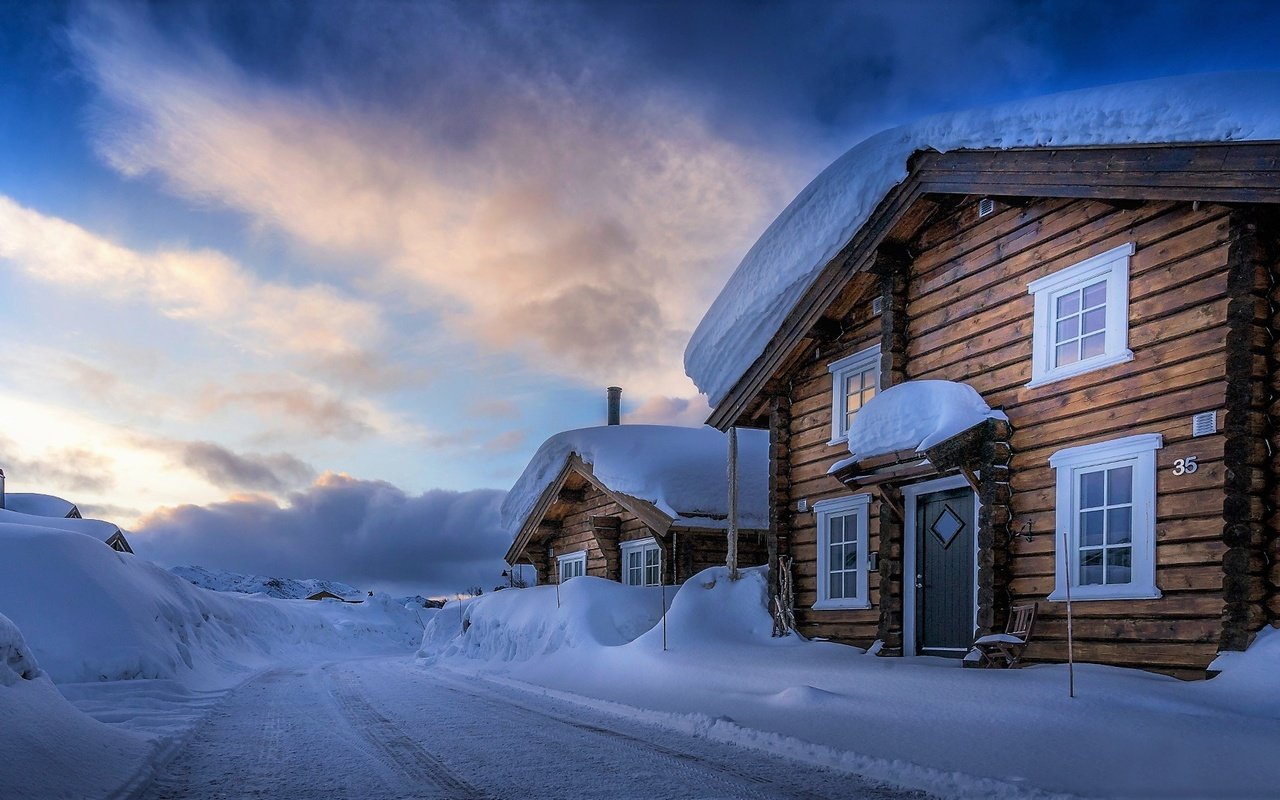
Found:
828,344 -> 881,443
557,551 -> 586,583
621,539 -> 662,586
1047,433 -> 1162,602
1027,243 -> 1134,387
812,494 -> 872,610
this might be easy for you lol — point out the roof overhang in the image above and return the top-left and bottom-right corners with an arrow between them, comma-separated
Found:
706,141 -> 1280,430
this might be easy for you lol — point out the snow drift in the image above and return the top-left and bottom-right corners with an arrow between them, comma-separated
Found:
0,611 -> 153,799
0,520 -> 423,688
419,566 -> 796,665
685,71 -> 1280,407
419,578 -> 671,662
500,424 -> 769,536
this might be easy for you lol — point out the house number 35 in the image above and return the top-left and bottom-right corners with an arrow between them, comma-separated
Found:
1172,456 -> 1198,475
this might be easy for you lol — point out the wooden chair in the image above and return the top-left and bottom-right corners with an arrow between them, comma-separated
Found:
972,603 -> 1038,668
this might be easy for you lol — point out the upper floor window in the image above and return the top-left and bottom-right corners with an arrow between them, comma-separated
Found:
828,344 -> 881,443
812,493 -> 872,610
1027,243 -> 1134,387
621,539 -> 662,586
1048,433 -> 1162,602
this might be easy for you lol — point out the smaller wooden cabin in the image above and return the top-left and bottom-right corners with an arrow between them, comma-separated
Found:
503,425 -> 769,586
305,590 -> 359,602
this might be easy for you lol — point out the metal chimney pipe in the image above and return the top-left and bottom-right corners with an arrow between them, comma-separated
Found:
607,387 -> 622,425
0,467 -> 5,509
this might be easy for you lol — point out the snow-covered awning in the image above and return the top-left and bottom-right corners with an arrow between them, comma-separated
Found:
685,72 -> 1280,410
827,381 -> 1007,485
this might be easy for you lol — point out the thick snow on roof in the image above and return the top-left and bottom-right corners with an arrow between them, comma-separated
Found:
834,381 -> 1006,467
0,508 -> 120,543
686,71 -> 1280,408
500,425 -> 769,536
4,493 -> 77,518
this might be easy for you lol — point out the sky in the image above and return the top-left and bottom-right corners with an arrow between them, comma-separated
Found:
3,0 -> 1280,596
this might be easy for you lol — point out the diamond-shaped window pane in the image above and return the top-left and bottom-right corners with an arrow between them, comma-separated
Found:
931,505 -> 965,547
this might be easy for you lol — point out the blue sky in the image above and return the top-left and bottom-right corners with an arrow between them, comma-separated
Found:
3,0 -> 1280,594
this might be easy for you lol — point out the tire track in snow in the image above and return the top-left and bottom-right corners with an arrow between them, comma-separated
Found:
321,664 -> 486,799
424,669 -> 837,800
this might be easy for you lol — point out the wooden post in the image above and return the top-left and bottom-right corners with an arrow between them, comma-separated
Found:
768,394 -> 793,636
727,425 -> 740,581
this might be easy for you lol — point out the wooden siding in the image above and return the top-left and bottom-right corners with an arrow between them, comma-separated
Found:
524,482 -> 768,586
531,481 -> 652,585
778,196 -> 1240,675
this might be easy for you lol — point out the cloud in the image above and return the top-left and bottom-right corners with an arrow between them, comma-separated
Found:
624,395 -> 713,428
0,195 -> 401,388
197,385 -> 377,441
0,433 -> 117,494
132,472 -> 510,596
67,2 -> 805,396
166,441 -> 316,493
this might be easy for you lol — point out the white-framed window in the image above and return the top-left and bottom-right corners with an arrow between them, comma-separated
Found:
1048,433 -> 1162,602
621,538 -> 662,586
813,493 -> 872,610
1027,243 -> 1134,387
828,344 -> 881,443
557,550 -> 586,583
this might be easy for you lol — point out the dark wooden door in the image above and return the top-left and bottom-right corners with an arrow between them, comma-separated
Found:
915,487 -> 975,657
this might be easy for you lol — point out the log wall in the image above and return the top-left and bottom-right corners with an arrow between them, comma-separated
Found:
778,196 -> 1241,676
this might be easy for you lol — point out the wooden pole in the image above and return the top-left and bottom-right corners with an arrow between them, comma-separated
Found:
727,426 -> 740,581
1063,526 -> 1075,699
660,581 -> 668,652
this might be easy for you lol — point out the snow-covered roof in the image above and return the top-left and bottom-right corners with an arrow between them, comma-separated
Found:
685,71 -> 1280,408
500,425 -> 769,536
833,380 -> 1007,468
3,493 -> 77,518
0,508 -> 121,544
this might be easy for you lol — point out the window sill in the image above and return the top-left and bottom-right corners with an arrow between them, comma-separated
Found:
1027,349 -> 1134,389
1046,585 -> 1161,602
827,436 -> 849,447
811,599 -> 872,611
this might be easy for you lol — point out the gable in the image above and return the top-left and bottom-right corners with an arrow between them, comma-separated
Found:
705,142 -> 1280,430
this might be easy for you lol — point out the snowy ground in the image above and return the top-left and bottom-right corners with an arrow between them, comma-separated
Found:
138,656 -> 919,800
420,568 -> 1280,799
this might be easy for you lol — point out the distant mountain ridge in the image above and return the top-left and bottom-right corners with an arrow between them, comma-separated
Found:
171,565 -> 364,601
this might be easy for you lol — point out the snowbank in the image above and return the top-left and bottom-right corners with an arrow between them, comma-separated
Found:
1,611 -> 154,799
841,380 -> 1007,462
686,71 -> 1280,407
420,578 -> 671,662
0,521 -> 423,688
500,425 -> 769,535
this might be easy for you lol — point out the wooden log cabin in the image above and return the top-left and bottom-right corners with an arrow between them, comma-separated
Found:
502,423 -> 769,587
685,82 -> 1280,677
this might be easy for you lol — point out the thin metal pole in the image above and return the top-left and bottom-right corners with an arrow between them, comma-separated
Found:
1063,526 -> 1075,699
554,562 -> 561,609
458,593 -> 464,634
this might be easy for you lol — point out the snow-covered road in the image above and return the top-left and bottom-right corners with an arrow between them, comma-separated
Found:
138,656 -> 925,800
